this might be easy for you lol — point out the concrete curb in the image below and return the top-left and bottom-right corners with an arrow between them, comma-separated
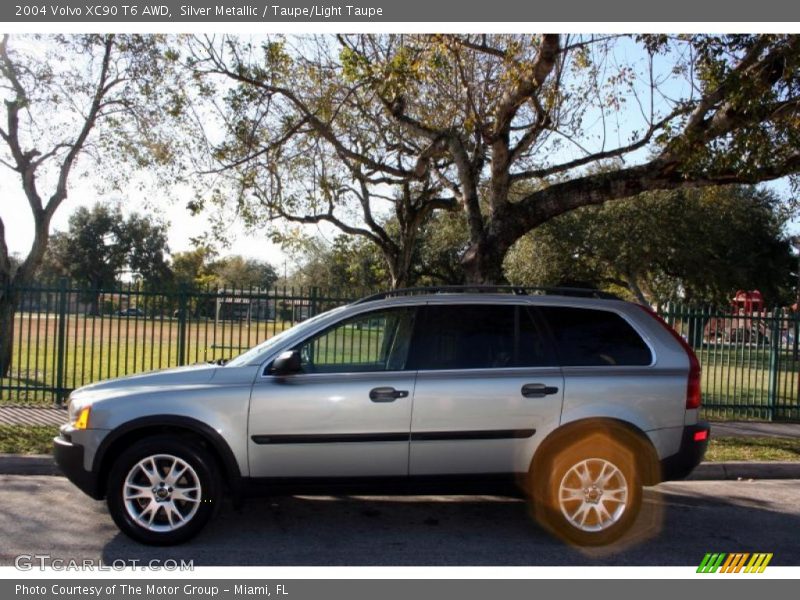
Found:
686,461 -> 800,481
1,454 -> 799,480
0,454 -> 60,476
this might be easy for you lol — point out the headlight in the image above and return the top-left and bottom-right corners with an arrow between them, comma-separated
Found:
72,406 -> 91,430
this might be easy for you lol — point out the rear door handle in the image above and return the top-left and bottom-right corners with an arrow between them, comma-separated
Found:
369,387 -> 409,402
521,383 -> 560,398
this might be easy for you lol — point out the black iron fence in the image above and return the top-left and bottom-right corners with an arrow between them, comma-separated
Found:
1,283 -> 799,421
660,304 -> 800,421
0,280 -> 363,405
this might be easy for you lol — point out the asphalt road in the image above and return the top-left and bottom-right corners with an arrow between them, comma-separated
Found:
1,475 -> 798,567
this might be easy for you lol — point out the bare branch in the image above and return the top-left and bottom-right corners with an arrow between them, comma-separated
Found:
510,108 -> 686,182
47,35 -> 117,220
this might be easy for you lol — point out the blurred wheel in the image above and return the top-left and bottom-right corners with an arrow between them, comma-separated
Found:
533,431 -> 641,546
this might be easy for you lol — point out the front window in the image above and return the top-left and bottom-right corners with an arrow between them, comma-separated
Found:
224,306 -> 348,367
298,307 -> 416,373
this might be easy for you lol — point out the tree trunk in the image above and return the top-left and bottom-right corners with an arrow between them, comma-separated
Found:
624,274 -> 650,305
385,252 -> 410,290
90,292 -> 101,317
0,289 -> 17,378
461,237 -> 508,284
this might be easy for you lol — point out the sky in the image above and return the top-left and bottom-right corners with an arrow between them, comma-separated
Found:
0,34 -> 795,271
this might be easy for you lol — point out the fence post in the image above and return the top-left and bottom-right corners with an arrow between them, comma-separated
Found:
310,286 -> 319,318
767,308 -> 781,422
177,283 -> 188,366
54,278 -> 69,406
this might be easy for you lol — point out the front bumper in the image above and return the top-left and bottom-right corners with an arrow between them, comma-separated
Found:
53,434 -> 103,499
659,421 -> 711,481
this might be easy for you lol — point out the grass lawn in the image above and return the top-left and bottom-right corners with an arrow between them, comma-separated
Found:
0,425 -> 59,454
704,436 -> 800,462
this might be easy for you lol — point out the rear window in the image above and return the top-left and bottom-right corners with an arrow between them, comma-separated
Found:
538,306 -> 652,367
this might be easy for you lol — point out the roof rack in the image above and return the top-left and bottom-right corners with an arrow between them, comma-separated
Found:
354,285 -> 620,305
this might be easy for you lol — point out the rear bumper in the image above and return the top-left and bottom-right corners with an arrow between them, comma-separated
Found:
659,421 -> 711,481
53,434 -> 103,499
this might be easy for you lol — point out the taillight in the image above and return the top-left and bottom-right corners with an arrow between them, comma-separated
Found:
686,356 -> 702,409
638,305 -> 702,410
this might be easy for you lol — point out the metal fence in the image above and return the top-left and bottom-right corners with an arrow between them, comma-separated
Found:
0,280 -> 363,406
1,283 -> 799,421
660,304 -> 800,421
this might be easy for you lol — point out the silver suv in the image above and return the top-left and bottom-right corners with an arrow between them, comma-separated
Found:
54,287 -> 709,547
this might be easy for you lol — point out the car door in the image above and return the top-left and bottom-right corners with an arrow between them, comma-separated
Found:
248,306 -> 418,478
408,302 -> 564,476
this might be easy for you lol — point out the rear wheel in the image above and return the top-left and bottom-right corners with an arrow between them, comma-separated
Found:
106,436 -> 221,545
532,431 -> 642,546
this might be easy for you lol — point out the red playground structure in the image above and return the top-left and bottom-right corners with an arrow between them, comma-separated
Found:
704,290 -> 773,344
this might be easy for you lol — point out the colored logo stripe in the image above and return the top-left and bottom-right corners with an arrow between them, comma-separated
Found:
697,553 -> 772,573
745,553 -> 773,573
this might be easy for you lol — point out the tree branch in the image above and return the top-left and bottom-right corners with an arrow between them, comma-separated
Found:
46,34 -> 117,220
509,109 -> 686,182
0,217 -> 10,278
509,151 -> 800,242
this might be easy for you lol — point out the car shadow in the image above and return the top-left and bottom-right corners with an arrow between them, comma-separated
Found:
98,482 -> 800,566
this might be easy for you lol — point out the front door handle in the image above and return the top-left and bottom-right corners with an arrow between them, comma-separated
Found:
369,387 -> 409,402
369,387 -> 408,402
521,383 -> 560,398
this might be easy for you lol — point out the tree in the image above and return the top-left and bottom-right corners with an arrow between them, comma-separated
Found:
170,246 -> 218,290
504,186 -> 795,306
0,34 -> 177,375
43,203 -> 170,312
280,235 -> 388,291
207,255 -> 279,289
412,211 -> 470,286
181,35 -> 800,285
184,35 -> 458,289
334,34 -> 800,282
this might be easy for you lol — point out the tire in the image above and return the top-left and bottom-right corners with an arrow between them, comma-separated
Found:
532,430 -> 642,546
106,435 -> 222,545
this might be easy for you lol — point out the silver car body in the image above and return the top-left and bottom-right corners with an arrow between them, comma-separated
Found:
61,293 -> 696,486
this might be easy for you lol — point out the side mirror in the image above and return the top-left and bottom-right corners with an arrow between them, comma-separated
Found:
269,350 -> 302,376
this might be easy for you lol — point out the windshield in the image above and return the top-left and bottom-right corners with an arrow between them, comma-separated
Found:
224,305 -> 349,367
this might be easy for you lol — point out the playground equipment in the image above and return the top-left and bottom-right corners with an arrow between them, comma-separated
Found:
704,290 -> 774,344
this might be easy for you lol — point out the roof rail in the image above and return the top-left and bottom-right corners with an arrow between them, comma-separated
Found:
353,285 -> 620,304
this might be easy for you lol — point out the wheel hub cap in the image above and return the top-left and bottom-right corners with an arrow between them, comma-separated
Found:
558,458 -> 629,533
123,454 -> 202,533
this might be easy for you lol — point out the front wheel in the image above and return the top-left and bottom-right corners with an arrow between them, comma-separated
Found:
532,432 -> 642,546
106,436 -> 221,545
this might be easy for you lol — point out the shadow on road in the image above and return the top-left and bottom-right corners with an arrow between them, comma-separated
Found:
1,476 -> 795,567
94,482 -> 800,566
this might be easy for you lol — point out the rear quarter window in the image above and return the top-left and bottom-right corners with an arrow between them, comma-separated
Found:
538,306 -> 652,367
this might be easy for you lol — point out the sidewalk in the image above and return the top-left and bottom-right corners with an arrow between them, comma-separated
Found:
0,405 -> 66,426
708,420 -> 800,439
